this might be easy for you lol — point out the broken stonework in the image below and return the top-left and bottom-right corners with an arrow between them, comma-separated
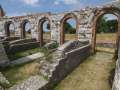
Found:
9,75 -> 48,90
0,40 -> 9,67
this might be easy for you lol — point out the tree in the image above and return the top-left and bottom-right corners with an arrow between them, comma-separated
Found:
97,17 -> 108,33
64,22 -> 76,34
97,16 -> 118,33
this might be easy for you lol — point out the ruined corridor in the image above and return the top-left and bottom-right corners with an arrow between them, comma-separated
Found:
54,52 -> 115,90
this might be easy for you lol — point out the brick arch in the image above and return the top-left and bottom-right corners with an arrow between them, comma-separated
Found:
92,6 -> 120,58
4,21 -> 15,37
38,17 -> 51,46
60,13 -> 79,44
21,19 -> 31,39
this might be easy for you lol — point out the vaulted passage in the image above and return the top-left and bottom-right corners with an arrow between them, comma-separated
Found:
54,52 -> 115,90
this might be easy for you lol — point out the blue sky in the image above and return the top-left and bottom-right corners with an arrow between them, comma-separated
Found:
0,0 -> 115,16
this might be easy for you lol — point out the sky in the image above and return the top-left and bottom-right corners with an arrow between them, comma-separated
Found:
0,0 -> 116,16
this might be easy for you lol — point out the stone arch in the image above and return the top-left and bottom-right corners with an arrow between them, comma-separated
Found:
60,13 -> 79,44
92,6 -> 120,58
4,21 -> 15,37
21,19 -> 31,39
38,17 -> 51,46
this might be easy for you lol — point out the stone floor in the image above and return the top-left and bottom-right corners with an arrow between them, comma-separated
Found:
54,52 -> 115,90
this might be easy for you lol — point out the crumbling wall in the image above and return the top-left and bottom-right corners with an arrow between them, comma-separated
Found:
112,41 -> 120,90
0,40 -> 9,67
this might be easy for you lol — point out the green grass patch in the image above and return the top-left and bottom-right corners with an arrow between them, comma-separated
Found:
0,61 -> 40,87
7,47 -> 49,61
96,47 -> 115,54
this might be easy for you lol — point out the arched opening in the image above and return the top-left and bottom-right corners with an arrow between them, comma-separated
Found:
96,14 -> 118,53
92,7 -> 120,59
4,21 -> 15,37
38,17 -> 51,46
21,20 -> 31,39
60,13 -> 78,44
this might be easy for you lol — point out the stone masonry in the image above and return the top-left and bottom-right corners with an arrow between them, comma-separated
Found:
0,40 -> 9,66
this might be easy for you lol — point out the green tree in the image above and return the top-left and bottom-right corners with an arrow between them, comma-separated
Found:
97,17 -> 118,33
97,17 -> 108,33
64,22 -> 76,34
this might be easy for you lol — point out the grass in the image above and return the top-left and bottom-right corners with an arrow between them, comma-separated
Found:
96,47 -> 115,53
0,47 -> 54,88
65,34 -> 76,40
0,61 -> 40,88
7,47 -> 49,61
54,52 -> 115,90
61,33 -> 117,43
96,33 -> 116,44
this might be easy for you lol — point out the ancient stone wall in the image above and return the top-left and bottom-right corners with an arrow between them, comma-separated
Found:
0,40 -> 9,67
112,41 -> 120,90
0,8 -> 95,44
8,40 -> 90,90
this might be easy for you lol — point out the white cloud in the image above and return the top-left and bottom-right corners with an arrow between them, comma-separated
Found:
54,1 -> 60,5
21,0 -> 39,6
62,0 -> 79,5
53,0 -> 80,5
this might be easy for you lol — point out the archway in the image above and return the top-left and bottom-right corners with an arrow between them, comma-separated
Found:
21,19 -> 31,39
92,7 -> 120,59
4,21 -> 15,37
38,17 -> 51,46
60,13 -> 78,44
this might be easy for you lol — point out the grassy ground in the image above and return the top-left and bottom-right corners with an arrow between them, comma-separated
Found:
64,33 -> 116,43
54,52 -> 115,90
8,47 -> 49,61
1,61 -> 40,87
65,34 -> 76,40
96,47 -> 115,53
96,33 -> 116,44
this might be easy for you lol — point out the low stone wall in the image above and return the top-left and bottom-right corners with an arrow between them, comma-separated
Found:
8,41 -> 90,90
9,38 -> 37,45
3,37 -> 20,41
48,44 -> 91,89
8,42 -> 39,53
0,41 -> 9,67
112,60 -> 120,90
39,41 -> 91,90
4,39 -> 39,53
112,42 -> 120,90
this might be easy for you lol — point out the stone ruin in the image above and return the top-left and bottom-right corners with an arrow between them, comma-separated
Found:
0,1 -> 120,90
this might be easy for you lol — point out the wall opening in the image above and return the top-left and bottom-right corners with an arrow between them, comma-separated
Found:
60,13 -> 78,44
95,14 -> 118,54
64,18 -> 76,42
4,21 -> 15,37
38,18 -> 51,46
21,20 -> 31,39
